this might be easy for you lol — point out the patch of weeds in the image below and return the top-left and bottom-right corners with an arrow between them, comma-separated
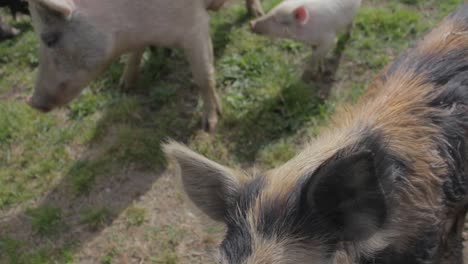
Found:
152,250 -> 178,264
143,48 -> 185,81
0,237 -> 23,264
355,7 -> 422,42
80,207 -> 114,231
263,0 -> 283,11
257,138 -> 297,168
151,226 -> 185,264
279,40 -> 304,54
0,237 -> 73,264
27,205 -> 65,237
69,160 -> 109,194
107,126 -> 166,169
101,248 -> 118,264
438,1 -> 465,14
346,6 -> 425,69
69,89 -> 109,120
98,96 -> 143,124
189,132 -> 233,166
125,206 -> 147,227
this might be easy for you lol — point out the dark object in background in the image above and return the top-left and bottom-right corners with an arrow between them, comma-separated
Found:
0,16 -> 19,41
0,0 -> 29,41
0,0 -> 30,19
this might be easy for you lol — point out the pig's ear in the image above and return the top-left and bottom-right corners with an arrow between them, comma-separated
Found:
303,150 -> 387,241
293,6 -> 309,25
163,141 -> 242,222
35,0 -> 75,19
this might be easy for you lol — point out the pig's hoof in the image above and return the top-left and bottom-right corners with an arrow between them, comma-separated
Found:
202,115 -> 219,133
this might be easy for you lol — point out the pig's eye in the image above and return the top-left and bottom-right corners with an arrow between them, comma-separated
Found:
41,32 -> 61,47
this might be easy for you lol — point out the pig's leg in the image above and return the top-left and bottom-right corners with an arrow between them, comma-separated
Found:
119,48 -> 145,91
246,0 -> 264,17
184,28 -> 222,132
334,24 -> 354,56
311,34 -> 336,74
344,23 -> 354,40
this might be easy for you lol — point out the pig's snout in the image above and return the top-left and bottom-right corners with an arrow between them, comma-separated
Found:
250,19 -> 265,34
250,20 -> 261,33
27,96 -> 52,113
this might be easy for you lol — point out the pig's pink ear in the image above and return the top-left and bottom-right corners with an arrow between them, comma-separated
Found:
34,0 -> 75,19
294,6 -> 309,25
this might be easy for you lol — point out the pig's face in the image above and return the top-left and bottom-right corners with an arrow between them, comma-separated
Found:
28,0 -> 112,112
165,142 -> 390,264
250,5 -> 309,42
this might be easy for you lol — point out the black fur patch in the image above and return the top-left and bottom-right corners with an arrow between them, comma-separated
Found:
236,175 -> 267,215
430,72 -> 468,205
221,221 -> 254,264
226,132 -> 411,256
384,48 -> 468,87
0,0 -> 29,18
380,5 -> 468,206
221,176 -> 266,264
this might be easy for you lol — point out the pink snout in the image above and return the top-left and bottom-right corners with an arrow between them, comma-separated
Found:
249,20 -> 257,31
27,96 -> 52,113
249,20 -> 264,34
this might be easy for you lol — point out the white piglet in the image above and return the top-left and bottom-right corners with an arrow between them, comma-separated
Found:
26,0 -> 233,132
250,0 -> 361,73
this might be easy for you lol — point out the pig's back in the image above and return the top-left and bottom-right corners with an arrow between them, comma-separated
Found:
124,0 -> 207,40
81,0 -> 208,48
307,0 -> 360,34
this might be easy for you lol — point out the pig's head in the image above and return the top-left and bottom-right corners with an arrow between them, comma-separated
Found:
28,0 -> 112,112
165,140 -> 393,264
250,4 -> 309,42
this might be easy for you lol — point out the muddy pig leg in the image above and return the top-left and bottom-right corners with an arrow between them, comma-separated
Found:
246,0 -> 264,17
183,20 -> 222,133
119,48 -> 145,91
311,34 -> 336,74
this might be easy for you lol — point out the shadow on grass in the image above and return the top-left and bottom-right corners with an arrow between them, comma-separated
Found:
220,79 -> 326,163
0,75 -> 201,260
222,36 -> 349,163
302,31 -> 351,99
0,7 -> 349,262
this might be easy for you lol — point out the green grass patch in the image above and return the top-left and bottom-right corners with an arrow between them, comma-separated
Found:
150,226 -> 185,264
80,207 -> 114,231
100,248 -> 118,264
125,206 -> 147,227
27,206 -> 66,237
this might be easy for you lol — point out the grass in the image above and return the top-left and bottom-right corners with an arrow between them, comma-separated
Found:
80,207 -> 114,231
150,226 -> 185,264
0,0 -> 464,263
27,205 -> 66,237
125,206 -> 147,227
